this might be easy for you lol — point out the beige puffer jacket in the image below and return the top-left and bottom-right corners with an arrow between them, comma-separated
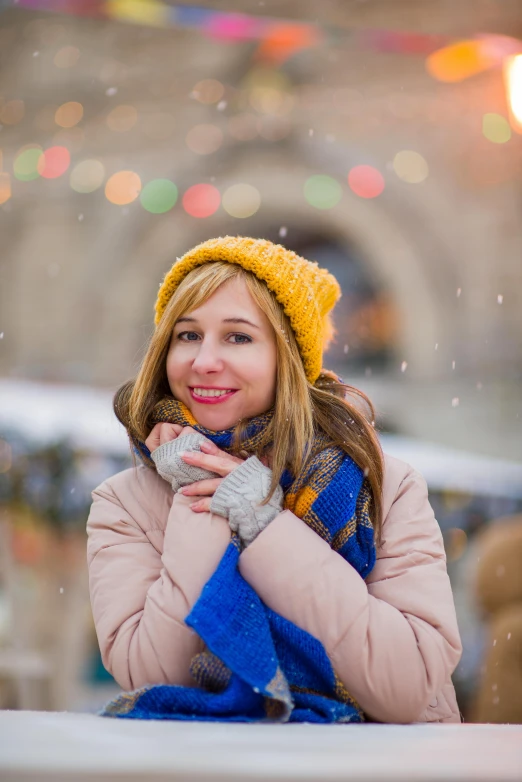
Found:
86,452 -> 462,724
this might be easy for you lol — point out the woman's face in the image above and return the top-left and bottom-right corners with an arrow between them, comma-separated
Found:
166,276 -> 278,430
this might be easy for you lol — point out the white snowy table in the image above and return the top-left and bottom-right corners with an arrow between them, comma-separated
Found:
0,711 -> 521,782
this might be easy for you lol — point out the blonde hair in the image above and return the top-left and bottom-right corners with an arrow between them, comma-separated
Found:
114,262 -> 384,542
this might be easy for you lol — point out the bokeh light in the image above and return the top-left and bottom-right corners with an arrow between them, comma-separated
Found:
426,40 -> 496,83
304,175 -> 342,210
0,173 -> 11,205
182,183 -> 221,218
185,124 -> 223,155
105,170 -> 141,205
107,0 -> 169,27
482,113 -> 511,144
140,179 -> 178,214
0,100 -> 25,125
37,146 -> 71,179
55,101 -> 84,128
70,159 -> 106,193
53,45 -> 80,68
393,150 -> 429,183
228,113 -> 258,141
106,104 -> 138,132
222,183 -> 261,218
348,165 -> 385,199
503,54 -> 522,134
191,79 -> 225,104
13,146 -> 43,181
249,86 -> 294,115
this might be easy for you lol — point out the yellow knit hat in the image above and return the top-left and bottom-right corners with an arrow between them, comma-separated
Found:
155,236 -> 342,384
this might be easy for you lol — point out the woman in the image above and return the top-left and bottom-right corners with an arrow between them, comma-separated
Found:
87,235 -> 462,723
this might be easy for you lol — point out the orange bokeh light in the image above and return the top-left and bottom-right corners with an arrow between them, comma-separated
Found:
0,173 -> 11,205
37,146 -> 71,179
55,101 -> 84,128
426,40 -> 496,83
182,183 -> 221,218
105,170 -> 142,205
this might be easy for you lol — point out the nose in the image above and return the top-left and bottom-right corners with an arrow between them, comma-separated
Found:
191,337 -> 225,374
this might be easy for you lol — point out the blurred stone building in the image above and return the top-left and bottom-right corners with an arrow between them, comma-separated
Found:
0,0 -> 521,459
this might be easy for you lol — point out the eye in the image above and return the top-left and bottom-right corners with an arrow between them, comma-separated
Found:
176,331 -> 252,344
177,331 -> 200,342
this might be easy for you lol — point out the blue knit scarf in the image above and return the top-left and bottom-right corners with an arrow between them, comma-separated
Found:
101,399 -> 376,723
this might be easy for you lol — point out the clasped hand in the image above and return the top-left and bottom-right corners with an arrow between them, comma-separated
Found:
146,423 -> 249,513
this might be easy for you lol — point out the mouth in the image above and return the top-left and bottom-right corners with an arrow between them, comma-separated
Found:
189,387 -> 238,405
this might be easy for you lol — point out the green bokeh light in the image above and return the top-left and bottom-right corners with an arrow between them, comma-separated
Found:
13,148 -> 43,181
304,175 -> 342,210
140,179 -> 178,213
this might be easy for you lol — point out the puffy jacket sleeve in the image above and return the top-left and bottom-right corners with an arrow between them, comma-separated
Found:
238,463 -> 462,724
86,478 -> 231,692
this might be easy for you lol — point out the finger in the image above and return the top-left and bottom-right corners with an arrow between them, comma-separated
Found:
145,423 -> 163,452
159,423 -> 183,446
181,450 -> 241,477
190,498 -> 212,513
199,440 -> 244,466
180,478 -> 223,496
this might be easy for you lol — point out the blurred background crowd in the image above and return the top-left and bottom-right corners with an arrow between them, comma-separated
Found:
0,0 -> 521,723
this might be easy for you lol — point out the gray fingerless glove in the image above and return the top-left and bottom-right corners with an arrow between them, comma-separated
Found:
150,432 -> 219,492
210,455 -> 284,548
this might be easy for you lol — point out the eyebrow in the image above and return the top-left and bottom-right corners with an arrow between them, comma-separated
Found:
175,316 -> 261,330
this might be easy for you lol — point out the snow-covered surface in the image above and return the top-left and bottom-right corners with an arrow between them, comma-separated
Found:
1,378 -> 522,498
0,711 -> 521,782
0,379 -> 129,454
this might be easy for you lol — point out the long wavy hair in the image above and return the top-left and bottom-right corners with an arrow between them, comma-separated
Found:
114,261 -> 384,543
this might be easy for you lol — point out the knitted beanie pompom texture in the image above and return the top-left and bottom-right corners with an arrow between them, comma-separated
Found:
154,236 -> 342,384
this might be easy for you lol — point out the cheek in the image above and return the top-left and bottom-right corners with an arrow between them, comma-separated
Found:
166,350 -> 184,382
239,346 -> 277,383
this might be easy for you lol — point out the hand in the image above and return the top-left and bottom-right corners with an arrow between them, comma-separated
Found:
178,440 -> 246,512
145,423 -> 199,453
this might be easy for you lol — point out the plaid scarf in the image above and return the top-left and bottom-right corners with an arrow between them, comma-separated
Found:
103,398 -> 376,723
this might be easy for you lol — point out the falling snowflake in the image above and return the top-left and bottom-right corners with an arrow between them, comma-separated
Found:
344,344 -> 349,354
309,128 -> 314,137
401,361 -> 407,372
456,288 -> 461,297
105,87 -> 118,96
497,294 -> 503,304
434,343 -> 439,351
452,397 -> 459,407
59,587 -> 64,594
279,226 -> 287,238
452,361 -> 456,370
217,100 -> 227,111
